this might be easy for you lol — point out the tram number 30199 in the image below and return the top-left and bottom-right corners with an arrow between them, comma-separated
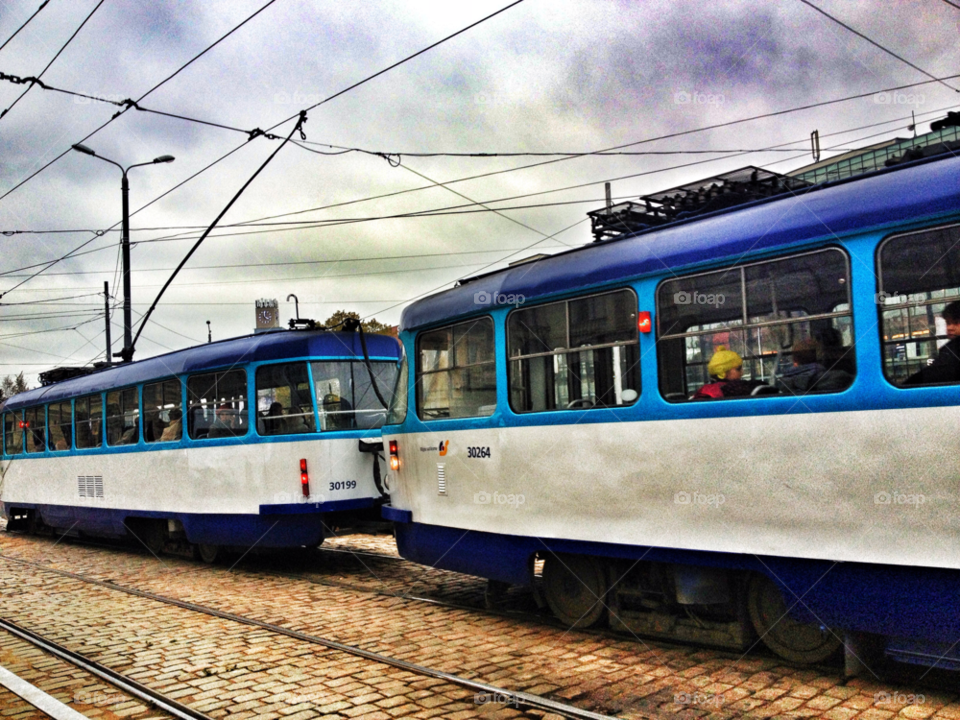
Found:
329,481 -> 358,491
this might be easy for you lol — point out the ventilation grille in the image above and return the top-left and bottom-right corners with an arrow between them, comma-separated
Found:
437,464 -> 446,495
78,475 -> 103,498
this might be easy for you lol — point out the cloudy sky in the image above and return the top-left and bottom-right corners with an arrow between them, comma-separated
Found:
0,0 -> 957,385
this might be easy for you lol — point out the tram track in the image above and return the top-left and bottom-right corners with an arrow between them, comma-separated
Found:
0,621 -> 183,720
0,550 -> 628,720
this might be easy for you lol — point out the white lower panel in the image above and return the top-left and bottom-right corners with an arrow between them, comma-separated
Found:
386,405 -> 960,570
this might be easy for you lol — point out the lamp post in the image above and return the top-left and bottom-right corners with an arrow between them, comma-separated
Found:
72,144 -> 174,362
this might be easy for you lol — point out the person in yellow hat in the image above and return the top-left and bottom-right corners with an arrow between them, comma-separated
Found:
693,345 -> 766,399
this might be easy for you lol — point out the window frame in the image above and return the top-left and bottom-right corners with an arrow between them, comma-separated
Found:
24,406 -> 46,454
254,361 -> 317,437
187,368 -> 249,441
106,386 -> 141,447
74,393 -> 104,449
656,247 -> 854,401
876,223 -> 960,387
416,316 -> 497,421
142,378 -> 183,444
506,287 -> 641,414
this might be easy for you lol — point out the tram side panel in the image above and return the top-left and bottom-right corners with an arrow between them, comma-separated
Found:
388,405 -> 960,579
1,435 -> 383,548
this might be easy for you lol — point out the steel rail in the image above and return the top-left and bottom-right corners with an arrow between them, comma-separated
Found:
0,552 -> 624,720
0,616 -> 211,720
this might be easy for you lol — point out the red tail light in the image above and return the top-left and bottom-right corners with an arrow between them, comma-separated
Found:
18,421 -> 28,429
300,458 -> 310,497
389,440 -> 400,471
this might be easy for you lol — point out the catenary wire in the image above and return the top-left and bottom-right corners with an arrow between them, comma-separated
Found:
1,0 -> 107,120
797,0 -> 960,93
0,0 -> 523,299
0,0 -> 50,53
1,100 -> 954,288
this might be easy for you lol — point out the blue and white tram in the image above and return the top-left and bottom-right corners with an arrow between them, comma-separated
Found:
0,328 -> 401,561
382,150 -> 960,669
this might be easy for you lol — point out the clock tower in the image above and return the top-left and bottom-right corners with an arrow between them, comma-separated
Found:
254,298 -> 280,333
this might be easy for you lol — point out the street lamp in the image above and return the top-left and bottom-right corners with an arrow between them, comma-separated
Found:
72,143 -> 174,362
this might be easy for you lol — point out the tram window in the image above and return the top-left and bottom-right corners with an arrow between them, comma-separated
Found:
143,379 -> 182,443
508,289 -> 640,413
417,318 -> 496,419
188,370 -> 248,440
256,363 -> 314,435
75,395 -> 103,449
24,406 -> 46,453
386,353 -> 409,426
48,402 -> 72,450
4,412 -> 23,455
311,360 -> 398,431
657,248 -> 854,400
877,224 -> 960,386
106,388 -> 139,446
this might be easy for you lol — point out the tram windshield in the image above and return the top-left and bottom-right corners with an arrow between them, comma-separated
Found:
311,360 -> 398,431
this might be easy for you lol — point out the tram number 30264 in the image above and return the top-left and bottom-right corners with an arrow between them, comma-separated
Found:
467,446 -> 492,459
329,480 -> 358,491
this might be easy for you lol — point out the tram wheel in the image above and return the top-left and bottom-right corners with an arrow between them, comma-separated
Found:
195,544 -> 220,564
747,574 -> 842,664
542,553 -> 609,628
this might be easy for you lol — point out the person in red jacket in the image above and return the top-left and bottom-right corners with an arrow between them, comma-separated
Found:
694,346 -> 766,399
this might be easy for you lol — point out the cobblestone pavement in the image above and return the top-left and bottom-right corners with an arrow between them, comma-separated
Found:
0,627 -> 178,719
0,530 -> 957,719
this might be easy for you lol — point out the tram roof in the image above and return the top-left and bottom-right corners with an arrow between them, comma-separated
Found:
2,330 -> 401,411
400,153 -> 960,331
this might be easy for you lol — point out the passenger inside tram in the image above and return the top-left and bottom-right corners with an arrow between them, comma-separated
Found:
160,408 -> 182,441
776,338 -> 853,394
207,404 -> 238,438
903,300 -> 960,385
693,347 -> 767,400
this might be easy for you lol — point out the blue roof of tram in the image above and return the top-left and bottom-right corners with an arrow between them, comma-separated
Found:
3,330 -> 402,410
401,153 -> 960,331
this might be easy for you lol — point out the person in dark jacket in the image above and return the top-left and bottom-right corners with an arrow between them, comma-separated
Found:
903,300 -> 960,385
777,338 -> 853,394
694,346 -> 766,399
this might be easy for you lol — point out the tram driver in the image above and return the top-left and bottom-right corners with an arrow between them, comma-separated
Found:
694,346 -> 766,399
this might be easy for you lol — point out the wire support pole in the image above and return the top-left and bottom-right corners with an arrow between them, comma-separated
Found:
121,171 -> 132,354
103,281 -> 111,363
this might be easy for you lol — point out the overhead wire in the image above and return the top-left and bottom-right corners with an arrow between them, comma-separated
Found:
0,0 -> 50,53
797,0 -> 960,93
1,0 -> 107,120
0,0 -> 527,303
1,99 -> 956,287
